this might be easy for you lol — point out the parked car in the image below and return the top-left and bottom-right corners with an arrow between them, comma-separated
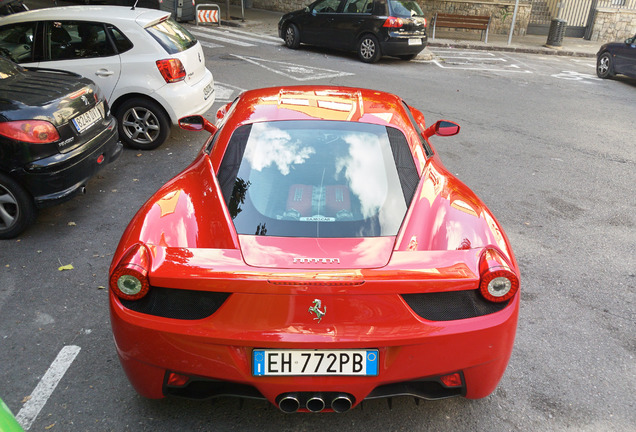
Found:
109,86 -> 520,412
0,6 -> 215,150
0,0 -> 27,16
0,55 -> 121,239
596,32 -> 636,79
278,0 -> 428,63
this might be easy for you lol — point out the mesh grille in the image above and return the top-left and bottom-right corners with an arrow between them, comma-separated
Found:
121,287 -> 231,320
402,290 -> 507,321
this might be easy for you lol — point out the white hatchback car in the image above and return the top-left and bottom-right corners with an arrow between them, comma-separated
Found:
0,6 -> 215,149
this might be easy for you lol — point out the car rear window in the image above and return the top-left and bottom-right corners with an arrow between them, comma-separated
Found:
218,120 -> 418,238
389,0 -> 424,17
145,18 -> 197,54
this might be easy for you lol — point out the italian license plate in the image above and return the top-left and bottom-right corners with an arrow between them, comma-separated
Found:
408,38 -> 422,46
72,102 -> 104,133
252,349 -> 378,376
203,82 -> 214,100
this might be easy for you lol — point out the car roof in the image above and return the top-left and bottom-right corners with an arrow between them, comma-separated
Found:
0,5 -> 171,27
235,86 -> 407,126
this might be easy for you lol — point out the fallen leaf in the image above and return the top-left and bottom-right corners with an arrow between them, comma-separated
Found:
21,395 -> 32,403
45,423 -> 55,430
97,286 -> 106,290
68,222 -> 76,226
58,264 -> 74,271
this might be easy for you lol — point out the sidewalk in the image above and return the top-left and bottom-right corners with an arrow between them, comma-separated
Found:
213,5 -> 601,58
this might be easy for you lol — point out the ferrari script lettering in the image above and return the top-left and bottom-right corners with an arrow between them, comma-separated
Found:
293,258 -> 340,264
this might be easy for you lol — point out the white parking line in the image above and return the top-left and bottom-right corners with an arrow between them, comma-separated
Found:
232,55 -> 355,81
15,345 -> 81,431
200,41 -> 224,49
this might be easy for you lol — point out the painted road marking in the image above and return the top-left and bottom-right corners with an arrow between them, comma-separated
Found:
419,49 -> 533,74
16,345 -> 81,430
551,70 -> 601,82
190,30 -> 256,47
193,26 -> 281,45
215,82 -> 245,103
232,55 -> 355,81
200,41 -> 223,49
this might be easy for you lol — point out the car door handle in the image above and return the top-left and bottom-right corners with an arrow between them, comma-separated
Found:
95,69 -> 114,77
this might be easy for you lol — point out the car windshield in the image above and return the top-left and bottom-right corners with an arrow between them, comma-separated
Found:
145,17 -> 197,54
389,0 -> 424,17
217,120 -> 418,238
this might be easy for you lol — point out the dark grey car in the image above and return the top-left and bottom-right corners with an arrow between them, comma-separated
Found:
596,33 -> 636,79
278,0 -> 427,63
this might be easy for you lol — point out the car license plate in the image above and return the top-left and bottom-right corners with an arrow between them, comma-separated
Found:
408,38 -> 422,46
72,102 -> 104,133
203,82 -> 214,100
252,349 -> 378,376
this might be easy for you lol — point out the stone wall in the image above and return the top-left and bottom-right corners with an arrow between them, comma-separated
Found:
589,8 -> 636,42
233,0 -> 532,36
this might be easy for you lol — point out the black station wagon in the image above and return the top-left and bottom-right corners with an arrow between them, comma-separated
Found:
278,0 -> 428,63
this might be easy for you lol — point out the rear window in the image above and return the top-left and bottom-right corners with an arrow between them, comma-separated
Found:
145,18 -> 197,54
218,120 -> 418,238
389,0 -> 424,17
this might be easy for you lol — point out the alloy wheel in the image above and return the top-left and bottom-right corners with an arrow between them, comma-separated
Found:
0,183 -> 18,231
360,38 -> 376,60
121,106 -> 161,146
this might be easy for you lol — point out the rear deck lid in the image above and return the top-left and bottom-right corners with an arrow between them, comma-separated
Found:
239,236 -> 395,269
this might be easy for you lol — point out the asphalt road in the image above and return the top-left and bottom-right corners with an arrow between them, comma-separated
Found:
1,21 -> 635,432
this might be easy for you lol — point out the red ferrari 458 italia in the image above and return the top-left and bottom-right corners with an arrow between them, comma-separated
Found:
109,86 -> 520,413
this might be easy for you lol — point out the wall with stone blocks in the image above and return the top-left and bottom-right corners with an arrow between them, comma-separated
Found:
590,8 -> 636,42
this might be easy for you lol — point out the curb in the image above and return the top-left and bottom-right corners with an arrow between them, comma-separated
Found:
424,41 -> 596,58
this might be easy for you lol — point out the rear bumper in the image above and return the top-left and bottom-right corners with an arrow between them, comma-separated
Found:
110,291 -> 518,409
14,116 -> 121,208
381,35 -> 428,57
154,69 -> 215,124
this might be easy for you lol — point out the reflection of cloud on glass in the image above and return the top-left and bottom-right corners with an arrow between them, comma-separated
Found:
336,133 -> 388,219
245,123 -> 315,175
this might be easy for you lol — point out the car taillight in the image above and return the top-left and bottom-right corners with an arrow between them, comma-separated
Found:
110,244 -> 151,301
383,16 -> 404,28
0,120 -> 60,143
156,58 -> 186,83
478,248 -> 519,303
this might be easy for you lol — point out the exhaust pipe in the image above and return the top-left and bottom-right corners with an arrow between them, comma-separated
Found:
80,186 -> 87,195
331,395 -> 353,413
306,396 -> 325,413
278,395 -> 300,413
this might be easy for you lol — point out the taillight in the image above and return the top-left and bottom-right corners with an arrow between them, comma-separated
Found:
110,244 -> 151,301
156,58 -> 186,83
0,120 -> 60,143
478,248 -> 519,303
383,16 -> 403,28
422,18 -> 427,27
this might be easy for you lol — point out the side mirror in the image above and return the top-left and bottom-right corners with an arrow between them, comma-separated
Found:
179,115 -> 218,134
423,120 -> 460,139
